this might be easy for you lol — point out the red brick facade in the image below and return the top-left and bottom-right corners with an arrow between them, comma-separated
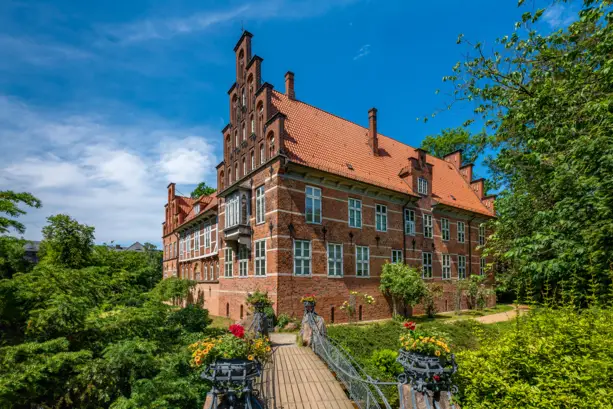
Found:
162,32 -> 495,323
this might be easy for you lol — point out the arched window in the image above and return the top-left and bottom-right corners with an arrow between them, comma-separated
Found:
226,136 -> 231,156
260,143 -> 265,165
242,124 -> 246,141
358,305 -> 363,321
242,158 -> 246,176
250,115 -> 255,134
238,50 -> 245,79
250,151 -> 255,171
241,88 -> 245,107
220,170 -> 224,190
232,97 -> 237,123
240,305 -> 244,319
226,303 -> 230,317
258,103 -> 264,133
235,164 -> 238,181
268,132 -> 275,158
331,307 -> 335,324
235,130 -> 239,148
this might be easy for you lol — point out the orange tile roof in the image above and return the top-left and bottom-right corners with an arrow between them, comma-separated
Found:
178,193 -> 218,227
271,91 -> 493,217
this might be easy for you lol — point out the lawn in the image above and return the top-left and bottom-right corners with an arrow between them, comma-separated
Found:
209,315 -> 234,329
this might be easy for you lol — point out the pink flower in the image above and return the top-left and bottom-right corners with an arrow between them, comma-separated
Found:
404,321 -> 416,331
229,324 -> 245,338
433,375 -> 441,382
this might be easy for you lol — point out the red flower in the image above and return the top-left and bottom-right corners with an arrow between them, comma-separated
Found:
404,321 -> 416,331
229,324 -> 245,338
433,375 -> 441,382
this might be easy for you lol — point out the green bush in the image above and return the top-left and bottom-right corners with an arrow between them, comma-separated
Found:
166,304 -> 211,333
456,307 -> 613,408
276,313 -> 291,329
371,349 -> 402,379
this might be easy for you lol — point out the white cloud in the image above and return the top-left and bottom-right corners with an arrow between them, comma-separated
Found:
353,44 -> 371,60
542,3 -> 576,29
0,95 -> 219,246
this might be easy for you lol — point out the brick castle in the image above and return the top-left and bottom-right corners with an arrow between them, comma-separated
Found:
162,31 -> 495,322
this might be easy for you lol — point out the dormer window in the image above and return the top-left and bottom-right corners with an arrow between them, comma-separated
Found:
194,204 -> 200,214
418,177 -> 428,195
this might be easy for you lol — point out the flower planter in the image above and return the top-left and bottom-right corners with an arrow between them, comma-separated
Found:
396,349 -> 457,393
303,300 -> 316,313
202,358 -> 261,384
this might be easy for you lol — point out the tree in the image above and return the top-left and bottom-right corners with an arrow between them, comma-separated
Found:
436,0 -> 613,303
420,127 -> 488,166
380,263 -> 427,316
0,190 -> 41,234
39,214 -> 95,269
0,236 -> 34,279
190,182 -> 216,199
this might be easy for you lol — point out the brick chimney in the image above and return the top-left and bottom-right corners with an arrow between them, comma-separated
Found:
368,107 -> 378,156
285,71 -> 295,99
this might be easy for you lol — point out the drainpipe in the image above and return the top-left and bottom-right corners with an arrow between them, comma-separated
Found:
468,216 -> 475,276
402,200 -> 412,265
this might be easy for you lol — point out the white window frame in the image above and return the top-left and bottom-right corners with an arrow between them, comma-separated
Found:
224,247 -> 233,278
418,177 -> 428,195
251,151 -> 255,171
293,240 -> 312,276
422,252 -> 433,278
391,249 -> 403,264
458,221 -> 466,243
239,246 -> 248,277
327,243 -> 343,277
194,227 -> 200,250
375,204 -> 388,232
356,246 -> 370,277
204,221 -> 211,248
348,198 -> 362,228
458,255 -> 466,279
480,257 -> 486,275
255,185 -> 265,225
204,265 -> 208,281
404,209 -> 415,235
194,203 -> 200,214
479,225 -> 485,246
254,239 -> 266,276
225,193 -> 240,229
305,186 -> 322,224
423,214 -> 433,239
260,144 -> 265,165
441,218 -> 450,241
442,254 -> 451,279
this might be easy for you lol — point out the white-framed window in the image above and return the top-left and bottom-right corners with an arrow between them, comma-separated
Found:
235,164 -> 238,182
375,204 -> 387,232
348,198 -> 362,228
251,151 -> 255,171
239,245 -> 248,277
255,185 -> 265,224
242,125 -> 246,141
255,239 -> 266,276
392,249 -> 403,264
458,221 -> 466,243
442,254 -> 451,279
422,252 -> 433,278
195,265 -> 201,281
204,265 -> 208,281
404,209 -> 415,235
294,240 -> 311,276
423,214 -> 433,238
480,257 -> 486,275
204,222 -> 211,248
224,247 -> 233,278
458,255 -> 466,279
225,193 -> 240,228
194,227 -> 200,251
327,243 -> 343,277
479,224 -> 485,246
242,158 -> 246,176
441,218 -> 450,241
356,246 -> 370,277
194,203 -> 200,214
305,186 -> 322,224
188,231 -> 192,253
418,177 -> 428,195
251,118 -> 255,133
260,144 -> 265,164
235,131 -> 239,148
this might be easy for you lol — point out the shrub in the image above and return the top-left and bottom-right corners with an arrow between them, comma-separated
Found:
456,307 -> 613,408
371,349 -> 403,379
167,304 -> 211,333
423,283 -> 443,318
380,263 -> 427,316
276,313 -> 291,329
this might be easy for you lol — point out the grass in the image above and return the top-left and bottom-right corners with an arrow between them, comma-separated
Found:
209,315 -> 233,329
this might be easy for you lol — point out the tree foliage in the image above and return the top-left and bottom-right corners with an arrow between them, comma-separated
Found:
0,215 -> 214,408
438,0 -> 613,302
190,182 -> 216,199
0,237 -> 34,280
0,190 -> 41,235
420,127 -> 488,165
380,263 -> 427,315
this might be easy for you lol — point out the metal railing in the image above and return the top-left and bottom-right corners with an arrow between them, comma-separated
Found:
305,311 -> 396,409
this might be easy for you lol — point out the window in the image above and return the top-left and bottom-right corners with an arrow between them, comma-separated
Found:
194,227 -> 200,250
458,255 -> 466,279
441,218 -> 450,241
422,252 -> 433,278
348,198 -> 362,228
195,265 -> 200,281
255,240 -> 266,276
255,186 -> 265,224
392,249 -> 403,264
375,204 -> 387,232
224,248 -> 233,278
204,265 -> 208,281
423,214 -> 433,238
204,222 -> 211,248
260,144 -> 265,164
269,135 -> 275,158
225,193 -> 240,228
251,117 -> 255,133
194,204 -> 200,214
242,125 -> 246,141
458,221 -> 466,243
327,243 -> 343,277
442,254 -> 451,279
479,225 -> 485,246
404,209 -> 415,235
418,177 -> 428,195
480,257 -> 486,275
234,164 -> 238,182
251,151 -> 255,171
235,131 -> 239,148
356,246 -> 370,277
187,231 -> 192,252
239,246 -> 248,277
294,240 -> 311,276
305,186 -> 322,224
242,158 -> 246,176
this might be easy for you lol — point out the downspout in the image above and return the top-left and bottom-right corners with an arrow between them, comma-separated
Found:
402,200 -> 412,265
468,216 -> 475,276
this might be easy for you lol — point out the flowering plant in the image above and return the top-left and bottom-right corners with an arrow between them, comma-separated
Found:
189,325 -> 272,367
300,294 -> 316,303
246,290 -> 273,308
399,322 -> 451,359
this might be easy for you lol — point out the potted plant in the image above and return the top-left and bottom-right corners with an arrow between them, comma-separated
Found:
300,294 -> 316,312
397,321 -> 457,392
246,290 -> 273,312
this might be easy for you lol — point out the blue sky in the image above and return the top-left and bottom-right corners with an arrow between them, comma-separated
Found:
0,0 -> 577,246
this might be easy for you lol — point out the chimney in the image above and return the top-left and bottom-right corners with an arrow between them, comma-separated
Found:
443,150 -> 462,169
460,164 -> 473,184
167,182 -> 176,203
285,71 -> 295,99
368,107 -> 378,156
